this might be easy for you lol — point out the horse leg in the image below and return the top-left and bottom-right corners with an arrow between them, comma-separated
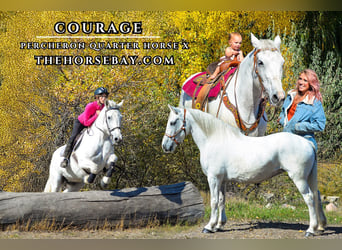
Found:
63,182 -> 84,192
305,158 -> 327,233
215,181 -> 227,232
101,154 -> 118,189
315,190 -> 327,232
84,173 -> 96,184
291,177 -> 318,237
101,162 -> 115,189
307,161 -> 327,232
203,174 -> 222,233
44,174 -> 63,192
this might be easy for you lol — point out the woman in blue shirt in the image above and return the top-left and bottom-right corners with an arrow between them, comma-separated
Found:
278,69 -> 326,151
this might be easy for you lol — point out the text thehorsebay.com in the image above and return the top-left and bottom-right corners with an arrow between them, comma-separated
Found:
19,21 -> 189,66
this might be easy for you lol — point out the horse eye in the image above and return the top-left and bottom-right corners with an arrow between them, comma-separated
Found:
258,60 -> 264,66
107,116 -> 111,120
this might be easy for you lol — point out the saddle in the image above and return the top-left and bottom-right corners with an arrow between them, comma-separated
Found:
192,60 -> 240,110
60,128 -> 87,157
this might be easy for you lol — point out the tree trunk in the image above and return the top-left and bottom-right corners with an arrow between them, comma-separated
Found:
0,182 -> 204,228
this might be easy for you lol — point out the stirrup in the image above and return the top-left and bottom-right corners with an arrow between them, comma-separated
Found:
60,158 -> 69,168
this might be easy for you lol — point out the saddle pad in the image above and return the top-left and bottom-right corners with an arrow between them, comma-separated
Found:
182,67 -> 237,98
59,129 -> 86,157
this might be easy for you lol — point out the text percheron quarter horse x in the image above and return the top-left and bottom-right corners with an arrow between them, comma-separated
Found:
44,100 -> 123,192
179,33 -> 285,136
162,106 -> 327,237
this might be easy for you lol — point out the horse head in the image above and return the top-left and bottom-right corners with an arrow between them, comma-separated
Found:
162,105 -> 187,153
102,99 -> 124,145
250,33 -> 285,106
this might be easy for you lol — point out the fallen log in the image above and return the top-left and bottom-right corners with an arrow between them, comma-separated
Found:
0,181 -> 204,228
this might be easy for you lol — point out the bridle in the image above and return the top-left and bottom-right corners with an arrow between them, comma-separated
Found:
94,107 -> 121,138
164,109 -> 187,145
232,47 -> 279,132
252,47 -> 279,96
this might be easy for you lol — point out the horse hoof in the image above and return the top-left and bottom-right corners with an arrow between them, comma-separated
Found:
84,174 -> 96,184
316,229 -> 324,235
100,180 -> 108,190
202,228 -> 214,234
305,232 -> 314,237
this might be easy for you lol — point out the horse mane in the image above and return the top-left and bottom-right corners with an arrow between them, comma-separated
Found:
187,108 -> 242,138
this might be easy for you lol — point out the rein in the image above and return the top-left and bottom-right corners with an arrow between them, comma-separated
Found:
164,109 -> 187,145
219,47 -> 278,134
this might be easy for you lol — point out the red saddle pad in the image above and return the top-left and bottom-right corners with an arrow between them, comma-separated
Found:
182,67 -> 237,98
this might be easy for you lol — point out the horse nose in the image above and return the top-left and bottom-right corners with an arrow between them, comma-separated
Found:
113,135 -> 122,144
115,136 -> 122,144
271,94 -> 279,103
271,91 -> 285,106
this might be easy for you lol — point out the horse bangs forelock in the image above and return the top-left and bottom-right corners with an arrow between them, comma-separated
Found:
258,39 -> 277,50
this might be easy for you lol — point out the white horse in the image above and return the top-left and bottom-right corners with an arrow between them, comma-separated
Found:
179,33 -> 285,136
162,106 -> 327,237
44,100 -> 123,192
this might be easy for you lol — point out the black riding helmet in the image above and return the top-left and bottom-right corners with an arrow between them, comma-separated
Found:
94,87 -> 109,97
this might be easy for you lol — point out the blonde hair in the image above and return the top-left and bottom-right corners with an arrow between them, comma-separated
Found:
228,32 -> 242,41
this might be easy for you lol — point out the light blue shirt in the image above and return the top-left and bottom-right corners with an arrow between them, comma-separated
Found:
278,90 -> 326,150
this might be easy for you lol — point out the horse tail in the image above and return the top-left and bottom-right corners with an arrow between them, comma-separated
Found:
43,177 -> 52,192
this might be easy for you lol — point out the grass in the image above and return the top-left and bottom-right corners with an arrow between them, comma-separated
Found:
201,191 -> 342,224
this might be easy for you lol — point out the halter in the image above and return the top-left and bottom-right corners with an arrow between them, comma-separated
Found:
235,47 -> 279,133
164,109 -> 187,145
253,47 -> 279,94
217,47 -> 279,135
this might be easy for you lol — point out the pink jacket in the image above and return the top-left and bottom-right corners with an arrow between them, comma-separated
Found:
78,101 -> 104,127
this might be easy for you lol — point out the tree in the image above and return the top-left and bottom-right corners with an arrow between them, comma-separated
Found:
1,11 -> 339,194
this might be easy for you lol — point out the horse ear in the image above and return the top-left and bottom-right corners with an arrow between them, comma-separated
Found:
168,104 -> 179,114
117,100 -> 124,108
274,35 -> 281,50
251,33 -> 259,48
105,100 -> 109,107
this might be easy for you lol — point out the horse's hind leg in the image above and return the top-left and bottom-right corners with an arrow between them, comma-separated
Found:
215,181 -> 227,231
291,177 -> 318,236
307,159 -> 327,232
63,182 -> 84,192
307,165 -> 327,231
315,190 -> 327,231
44,175 -> 63,192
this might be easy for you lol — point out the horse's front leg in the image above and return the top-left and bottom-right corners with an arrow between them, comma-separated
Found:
84,173 -> 96,184
203,174 -> 222,233
101,154 -> 118,189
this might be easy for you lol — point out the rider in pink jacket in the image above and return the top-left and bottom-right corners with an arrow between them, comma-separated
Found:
60,87 -> 109,168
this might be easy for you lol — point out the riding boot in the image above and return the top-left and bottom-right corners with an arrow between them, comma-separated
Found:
60,142 -> 73,168
60,119 -> 85,168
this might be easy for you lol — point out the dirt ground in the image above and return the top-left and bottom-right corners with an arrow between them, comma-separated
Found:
1,220 -> 342,239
